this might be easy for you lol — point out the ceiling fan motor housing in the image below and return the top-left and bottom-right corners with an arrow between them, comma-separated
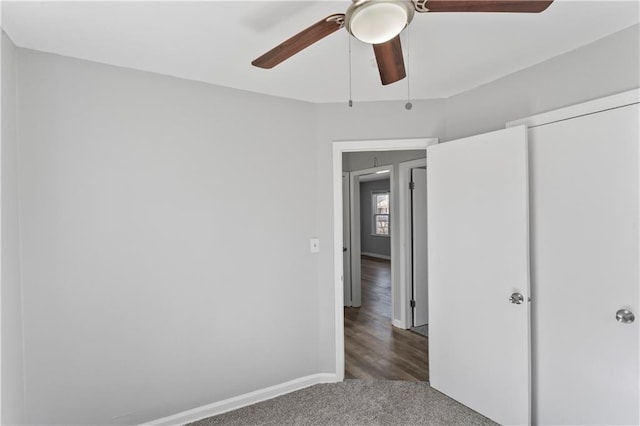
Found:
345,0 -> 416,44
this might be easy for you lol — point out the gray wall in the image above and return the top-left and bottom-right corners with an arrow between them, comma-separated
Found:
1,31 -> 25,426
360,179 -> 391,258
343,150 -> 426,172
444,24 -> 640,141
14,48 -> 320,425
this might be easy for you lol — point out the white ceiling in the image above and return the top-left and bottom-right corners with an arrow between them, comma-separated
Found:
2,1 -> 638,103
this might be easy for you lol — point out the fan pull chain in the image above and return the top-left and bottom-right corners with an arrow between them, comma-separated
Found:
348,35 -> 353,107
405,27 -> 413,111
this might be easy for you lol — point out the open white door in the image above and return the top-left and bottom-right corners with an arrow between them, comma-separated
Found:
342,172 -> 352,307
411,167 -> 428,327
427,126 -> 530,425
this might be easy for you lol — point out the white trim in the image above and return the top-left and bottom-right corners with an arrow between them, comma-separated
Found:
361,252 -> 391,261
506,89 -> 639,129
332,137 -> 438,381
350,167 -> 361,307
142,373 -> 338,426
336,138 -> 431,151
392,319 -> 406,329
1,30 -> 29,423
398,158 -> 428,329
342,172 -> 352,307
0,30 -> 3,422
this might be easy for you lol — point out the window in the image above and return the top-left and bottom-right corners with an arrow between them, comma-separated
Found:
372,191 -> 390,236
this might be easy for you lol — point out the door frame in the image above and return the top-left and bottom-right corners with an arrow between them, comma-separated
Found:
398,158 -> 427,328
342,172 -> 352,307
506,89 -> 639,129
332,137 -> 438,380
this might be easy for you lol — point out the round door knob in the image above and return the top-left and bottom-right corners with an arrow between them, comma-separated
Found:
616,309 -> 635,324
509,293 -> 525,304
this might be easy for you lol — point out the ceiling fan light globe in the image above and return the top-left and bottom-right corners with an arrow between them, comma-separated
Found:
349,2 -> 409,44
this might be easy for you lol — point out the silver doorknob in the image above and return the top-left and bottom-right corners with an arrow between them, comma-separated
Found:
616,309 -> 635,324
509,293 -> 525,304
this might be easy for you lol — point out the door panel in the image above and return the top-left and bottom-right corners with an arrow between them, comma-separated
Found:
342,172 -> 352,306
427,126 -> 530,425
411,167 -> 428,326
530,104 -> 639,425
349,174 -> 362,307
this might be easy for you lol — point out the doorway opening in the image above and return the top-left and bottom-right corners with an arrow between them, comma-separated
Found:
332,138 -> 438,381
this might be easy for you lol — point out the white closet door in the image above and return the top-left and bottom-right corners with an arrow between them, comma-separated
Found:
428,126 -> 530,425
530,103 -> 639,425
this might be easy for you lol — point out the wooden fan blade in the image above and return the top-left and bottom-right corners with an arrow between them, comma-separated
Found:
415,0 -> 553,13
373,35 -> 406,86
251,14 -> 344,69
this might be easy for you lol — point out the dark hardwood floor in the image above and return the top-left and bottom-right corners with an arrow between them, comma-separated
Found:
344,256 -> 429,381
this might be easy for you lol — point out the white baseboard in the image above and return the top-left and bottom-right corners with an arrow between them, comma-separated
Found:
392,319 -> 409,329
143,373 -> 338,426
361,252 -> 391,260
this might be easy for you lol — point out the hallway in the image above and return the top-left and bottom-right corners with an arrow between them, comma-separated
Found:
344,256 -> 429,381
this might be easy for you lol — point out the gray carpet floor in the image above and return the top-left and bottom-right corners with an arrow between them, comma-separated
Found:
410,325 -> 429,337
188,380 -> 497,425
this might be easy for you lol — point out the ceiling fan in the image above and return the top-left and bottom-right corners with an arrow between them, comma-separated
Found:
251,0 -> 554,85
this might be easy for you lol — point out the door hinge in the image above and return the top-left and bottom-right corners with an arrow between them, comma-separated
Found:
410,300 -> 416,308
409,182 -> 415,190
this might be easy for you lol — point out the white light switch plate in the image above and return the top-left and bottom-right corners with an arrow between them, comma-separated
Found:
310,238 -> 320,253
